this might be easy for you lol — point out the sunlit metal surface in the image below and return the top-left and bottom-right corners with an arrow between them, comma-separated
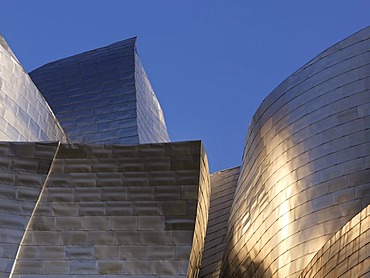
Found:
30,38 -> 169,145
200,167 -> 240,278
299,205 -> 370,277
0,36 -> 67,142
220,26 -> 370,277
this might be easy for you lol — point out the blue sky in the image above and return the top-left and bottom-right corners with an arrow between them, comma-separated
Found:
1,1 -> 369,172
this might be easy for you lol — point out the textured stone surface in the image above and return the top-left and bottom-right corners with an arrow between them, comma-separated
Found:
0,142 -> 58,277
11,141 -> 210,277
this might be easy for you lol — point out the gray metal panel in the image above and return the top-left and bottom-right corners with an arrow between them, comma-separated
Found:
0,36 -> 67,142
200,166 -> 240,278
135,51 -> 170,143
220,26 -> 370,278
29,37 -> 169,145
299,205 -> 370,277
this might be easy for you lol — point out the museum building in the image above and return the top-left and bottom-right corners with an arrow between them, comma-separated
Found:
0,27 -> 369,277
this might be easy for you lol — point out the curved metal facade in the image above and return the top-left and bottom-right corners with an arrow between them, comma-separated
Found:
29,38 -> 169,145
220,27 -> 370,277
0,36 -> 67,142
299,205 -> 370,278
0,27 -> 369,278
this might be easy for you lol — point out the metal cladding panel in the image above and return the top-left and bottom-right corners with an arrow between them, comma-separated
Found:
135,52 -> 170,143
0,36 -> 67,142
200,166 -> 240,278
30,37 -> 169,145
11,141 -> 210,277
298,205 -> 370,278
0,142 -> 58,277
220,26 -> 370,277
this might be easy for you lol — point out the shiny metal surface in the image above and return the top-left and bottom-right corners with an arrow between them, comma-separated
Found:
200,167 -> 240,278
135,51 -> 170,143
10,141 -> 209,277
220,26 -> 370,278
299,205 -> 370,277
0,36 -> 67,142
29,37 -> 169,145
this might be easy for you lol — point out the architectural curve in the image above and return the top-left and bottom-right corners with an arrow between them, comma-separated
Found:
220,26 -> 370,277
29,37 -> 170,145
0,36 -> 67,142
298,205 -> 370,278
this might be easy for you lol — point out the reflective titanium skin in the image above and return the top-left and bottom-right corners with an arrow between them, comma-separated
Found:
0,36 -> 67,142
299,205 -> 370,278
30,37 -> 169,145
200,167 -> 240,278
219,27 -> 370,278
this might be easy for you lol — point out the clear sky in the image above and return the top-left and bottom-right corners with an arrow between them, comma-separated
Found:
1,1 -> 369,172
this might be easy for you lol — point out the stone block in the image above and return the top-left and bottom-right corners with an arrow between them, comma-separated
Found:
70,260 -> 97,275
61,231 -> 88,245
143,231 -> 170,245
138,216 -> 164,230
42,260 -> 70,274
94,246 -> 120,259
66,246 -> 94,259
56,217 -> 83,231
32,231 -> 60,245
89,231 -> 115,245
116,231 -> 142,245
110,216 -> 137,230
120,246 -> 146,259
83,216 -> 109,230
38,246 -> 65,260
125,260 -> 152,274
98,260 -> 123,274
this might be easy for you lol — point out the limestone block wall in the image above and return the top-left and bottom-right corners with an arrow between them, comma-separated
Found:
0,142 -> 58,277
299,205 -> 370,277
11,141 -> 209,277
220,26 -> 370,277
187,144 -> 211,278
199,167 -> 240,278
0,36 -> 67,142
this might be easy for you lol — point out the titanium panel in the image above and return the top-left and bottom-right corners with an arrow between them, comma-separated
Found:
220,26 -> 370,278
0,36 -> 67,142
200,167 -> 240,278
29,37 -> 169,145
299,205 -> 370,277
135,51 -> 170,143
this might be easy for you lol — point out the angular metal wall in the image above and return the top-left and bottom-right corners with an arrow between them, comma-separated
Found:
0,36 -> 67,142
200,167 -> 240,278
29,38 -> 169,145
135,51 -> 170,143
11,141 -> 209,277
299,205 -> 370,278
220,27 -> 370,277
